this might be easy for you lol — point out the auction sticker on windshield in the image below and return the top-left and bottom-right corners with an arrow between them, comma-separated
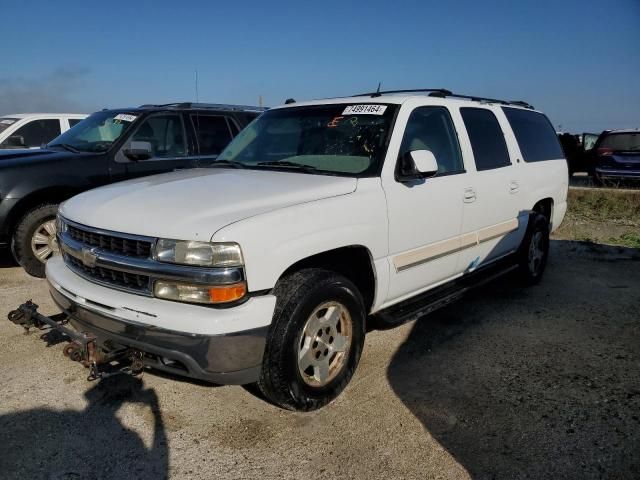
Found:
342,105 -> 387,115
114,114 -> 137,122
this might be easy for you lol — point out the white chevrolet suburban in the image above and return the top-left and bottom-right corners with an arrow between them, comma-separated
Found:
26,89 -> 568,410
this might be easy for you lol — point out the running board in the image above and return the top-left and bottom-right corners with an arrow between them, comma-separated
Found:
374,258 -> 518,326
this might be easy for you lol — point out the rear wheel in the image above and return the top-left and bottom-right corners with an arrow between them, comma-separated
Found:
257,268 -> 365,411
12,204 -> 59,278
517,212 -> 549,285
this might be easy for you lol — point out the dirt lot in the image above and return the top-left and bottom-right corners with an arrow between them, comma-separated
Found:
1,238 -> 639,479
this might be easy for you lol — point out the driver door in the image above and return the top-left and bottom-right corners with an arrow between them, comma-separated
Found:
382,106 -> 469,303
117,113 -> 194,178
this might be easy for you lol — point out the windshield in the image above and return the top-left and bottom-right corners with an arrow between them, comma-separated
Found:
217,103 -> 397,176
49,111 -> 139,153
600,133 -> 640,152
0,117 -> 19,134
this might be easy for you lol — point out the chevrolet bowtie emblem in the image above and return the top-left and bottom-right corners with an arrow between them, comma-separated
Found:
81,247 -> 98,268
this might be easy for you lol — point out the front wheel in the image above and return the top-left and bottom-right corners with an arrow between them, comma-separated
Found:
257,268 -> 366,411
12,204 -> 60,278
517,212 -> 550,285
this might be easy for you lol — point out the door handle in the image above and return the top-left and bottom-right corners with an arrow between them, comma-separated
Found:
509,181 -> 520,193
463,187 -> 476,203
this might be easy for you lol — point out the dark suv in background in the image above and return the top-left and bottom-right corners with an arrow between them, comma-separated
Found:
588,129 -> 640,185
0,102 -> 263,276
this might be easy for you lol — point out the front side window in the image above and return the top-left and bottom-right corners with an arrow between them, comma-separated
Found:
190,115 -> 233,156
131,114 -> 186,158
49,111 -> 137,153
13,119 -> 61,147
68,118 -> 84,128
461,108 -> 511,171
217,103 -> 397,176
502,107 -> 564,162
399,106 -> 464,175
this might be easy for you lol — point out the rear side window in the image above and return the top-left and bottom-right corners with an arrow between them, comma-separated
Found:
68,118 -> 84,128
460,108 -> 511,171
13,119 -> 61,147
502,108 -> 564,162
191,115 -> 234,156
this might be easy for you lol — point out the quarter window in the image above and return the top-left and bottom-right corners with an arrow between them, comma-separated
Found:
131,115 -> 186,158
460,108 -> 511,171
399,106 -> 464,175
502,107 -> 563,162
13,119 -> 61,147
191,115 -> 234,156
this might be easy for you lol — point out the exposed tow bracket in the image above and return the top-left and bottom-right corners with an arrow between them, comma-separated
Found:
7,300 -> 144,381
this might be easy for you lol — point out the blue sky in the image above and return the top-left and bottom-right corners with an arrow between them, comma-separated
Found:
2,0 -> 639,132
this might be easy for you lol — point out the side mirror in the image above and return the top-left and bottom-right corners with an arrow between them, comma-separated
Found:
123,141 -> 153,161
6,135 -> 26,148
397,149 -> 439,182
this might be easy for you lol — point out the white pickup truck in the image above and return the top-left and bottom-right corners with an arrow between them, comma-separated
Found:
17,89 -> 568,411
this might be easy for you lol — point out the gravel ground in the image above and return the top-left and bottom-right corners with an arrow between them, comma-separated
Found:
0,240 -> 639,480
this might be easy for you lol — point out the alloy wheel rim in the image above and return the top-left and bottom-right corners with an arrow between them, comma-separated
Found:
30,219 -> 59,263
297,301 -> 352,388
528,230 -> 544,275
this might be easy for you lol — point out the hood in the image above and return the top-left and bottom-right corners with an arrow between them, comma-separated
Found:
60,168 -> 357,240
0,147 -> 74,167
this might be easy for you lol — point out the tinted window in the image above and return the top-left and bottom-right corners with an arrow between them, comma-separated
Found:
461,108 -> 511,171
600,132 -> 640,152
191,115 -> 233,156
131,114 -> 186,158
400,106 -> 464,175
68,118 -> 84,128
502,107 -> 564,162
13,119 -> 61,147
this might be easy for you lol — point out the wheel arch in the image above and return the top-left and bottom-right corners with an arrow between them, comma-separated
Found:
532,197 -> 554,225
2,186 -> 81,240
278,245 -> 377,314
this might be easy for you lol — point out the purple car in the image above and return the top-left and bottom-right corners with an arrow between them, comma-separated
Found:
591,129 -> 640,184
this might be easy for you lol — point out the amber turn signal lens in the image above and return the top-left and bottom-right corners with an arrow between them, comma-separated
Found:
208,283 -> 247,303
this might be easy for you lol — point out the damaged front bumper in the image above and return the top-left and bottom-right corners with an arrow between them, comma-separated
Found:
7,256 -> 276,385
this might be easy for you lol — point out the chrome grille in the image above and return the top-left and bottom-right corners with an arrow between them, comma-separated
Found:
67,224 -> 152,258
65,255 -> 151,293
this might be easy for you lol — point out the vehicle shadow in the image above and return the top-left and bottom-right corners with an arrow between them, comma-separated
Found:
0,376 -> 168,480
0,248 -> 17,268
386,240 -> 640,479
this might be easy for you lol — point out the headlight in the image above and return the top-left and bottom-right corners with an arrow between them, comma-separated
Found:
154,240 -> 243,267
56,215 -> 67,234
154,280 -> 247,304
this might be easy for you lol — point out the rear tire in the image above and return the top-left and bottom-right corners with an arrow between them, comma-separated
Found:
257,268 -> 366,411
12,204 -> 59,278
517,213 -> 549,285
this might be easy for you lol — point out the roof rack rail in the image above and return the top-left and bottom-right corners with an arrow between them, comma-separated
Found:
137,102 -> 266,112
507,100 -> 534,109
353,88 -> 452,98
351,89 -> 534,109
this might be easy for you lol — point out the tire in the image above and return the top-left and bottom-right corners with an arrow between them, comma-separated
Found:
517,212 -> 550,285
257,268 -> 366,411
12,204 -> 59,278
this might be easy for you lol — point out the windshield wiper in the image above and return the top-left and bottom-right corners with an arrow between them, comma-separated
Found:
50,143 -> 80,153
256,161 -> 318,172
209,159 -> 246,169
